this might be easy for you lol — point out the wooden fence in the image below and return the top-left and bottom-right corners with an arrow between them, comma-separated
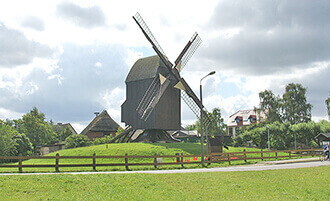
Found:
0,149 -> 322,173
211,149 -> 322,165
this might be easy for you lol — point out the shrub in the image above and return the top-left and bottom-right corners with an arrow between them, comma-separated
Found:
65,135 -> 91,149
93,136 -> 114,145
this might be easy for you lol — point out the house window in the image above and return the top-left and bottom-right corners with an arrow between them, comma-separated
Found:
229,128 -> 233,136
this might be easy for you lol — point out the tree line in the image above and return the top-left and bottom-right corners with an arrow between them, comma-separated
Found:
0,107 -> 124,160
0,107 -> 74,159
186,83 -> 329,149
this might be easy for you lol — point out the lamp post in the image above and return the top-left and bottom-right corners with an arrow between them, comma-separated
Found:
267,126 -> 270,157
200,71 -> 216,166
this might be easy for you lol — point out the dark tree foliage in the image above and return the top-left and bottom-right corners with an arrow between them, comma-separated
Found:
238,121 -> 329,149
0,121 -> 33,162
258,90 -> 282,123
282,83 -> 312,124
258,83 -> 312,124
21,107 -> 58,147
59,126 -> 73,141
65,135 -> 91,149
187,107 -> 226,136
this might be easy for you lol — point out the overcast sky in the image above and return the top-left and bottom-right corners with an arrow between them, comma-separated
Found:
0,0 -> 329,133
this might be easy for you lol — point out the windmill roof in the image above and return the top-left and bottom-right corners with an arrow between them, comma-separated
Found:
81,110 -> 120,135
125,55 -> 166,82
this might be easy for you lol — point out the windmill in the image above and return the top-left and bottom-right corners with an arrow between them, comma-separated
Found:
112,13 -> 212,143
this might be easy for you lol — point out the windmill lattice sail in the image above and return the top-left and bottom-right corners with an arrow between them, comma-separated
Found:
174,32 -> 202,73
131,12 -> 214,128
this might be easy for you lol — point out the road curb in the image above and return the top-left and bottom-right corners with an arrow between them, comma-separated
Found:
260,158 -> 319,165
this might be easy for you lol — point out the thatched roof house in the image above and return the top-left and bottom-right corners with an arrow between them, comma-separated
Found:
81,110 -> 120,140
57,123 -> 78,135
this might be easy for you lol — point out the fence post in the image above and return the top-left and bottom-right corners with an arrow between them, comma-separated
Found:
261,149 -> 263,161
181,153 -> 184,168
18,153 -> 22,173
125,153 -> 129,171
289,151 -> 291,159
244,149 -> 247,163
93,153 -> 96,171
228,153 -> 231,165
275,151 -> 278,159
154,153 -> 158,168
176,153 -> 180,163
55,153 -> 59,172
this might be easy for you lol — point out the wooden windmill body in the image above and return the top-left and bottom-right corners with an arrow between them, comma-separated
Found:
121,55 -> 181,130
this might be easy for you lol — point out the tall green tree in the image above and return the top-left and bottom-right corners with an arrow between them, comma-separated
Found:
0,120 -> 17,157
258,90 -> 282,123
282,83 -> 312,124
190,108 -> 226,136
21,107 -> 57,147
60,126 -> 73,141
12,133 -> 33,156
0,120 -> 33,157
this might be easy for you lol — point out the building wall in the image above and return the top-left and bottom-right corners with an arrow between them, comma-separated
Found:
86,131 -> 117,140
40,144 -> 66,155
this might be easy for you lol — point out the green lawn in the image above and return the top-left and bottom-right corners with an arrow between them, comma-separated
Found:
0,143 -> 317,173
0,166 -> 328,200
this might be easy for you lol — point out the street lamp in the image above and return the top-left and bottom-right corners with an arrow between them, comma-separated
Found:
200,71 -> 216,166
267,126 -> 270,157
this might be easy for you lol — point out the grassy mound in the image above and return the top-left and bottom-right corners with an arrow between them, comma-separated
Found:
0,143 -> 308,173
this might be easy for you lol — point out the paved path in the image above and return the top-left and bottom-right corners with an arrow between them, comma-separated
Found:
1,159 -> 329,176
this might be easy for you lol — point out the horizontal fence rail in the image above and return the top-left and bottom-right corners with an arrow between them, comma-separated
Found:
0,149 -> 322,173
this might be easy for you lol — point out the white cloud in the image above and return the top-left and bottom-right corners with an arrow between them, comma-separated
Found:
0,0 -> 328,126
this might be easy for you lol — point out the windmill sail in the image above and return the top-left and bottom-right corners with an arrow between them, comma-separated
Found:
133,12 -> 213,126
133,13 -> 173,69
136,73 -> 171,121
174,32 -> 202,73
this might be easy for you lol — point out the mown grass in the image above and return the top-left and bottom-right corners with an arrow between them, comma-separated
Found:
0,143 -> 316,173
0,166 -> 329,200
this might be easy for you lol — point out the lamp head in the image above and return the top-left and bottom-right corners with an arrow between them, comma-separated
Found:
208,71 -> 216,76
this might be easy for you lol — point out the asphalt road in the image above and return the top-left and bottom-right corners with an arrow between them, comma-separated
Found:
1,159 -> 329,176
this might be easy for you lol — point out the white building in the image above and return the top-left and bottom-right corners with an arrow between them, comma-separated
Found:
227,109 -> 266,138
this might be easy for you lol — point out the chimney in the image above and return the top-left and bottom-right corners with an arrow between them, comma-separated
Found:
94,112 -> 100,117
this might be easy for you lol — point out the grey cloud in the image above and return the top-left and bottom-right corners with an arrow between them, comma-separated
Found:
266,64 -> 330,118
209,0 -> 330,30
201,0 -> 330,75
21,16 -> 45,31
0,23 -> 53,68
0,43 -> 129,123
114,24 -> 127,31
56,2 -> 106,28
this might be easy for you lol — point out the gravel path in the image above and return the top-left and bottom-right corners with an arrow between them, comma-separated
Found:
1,159 -> 329,176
